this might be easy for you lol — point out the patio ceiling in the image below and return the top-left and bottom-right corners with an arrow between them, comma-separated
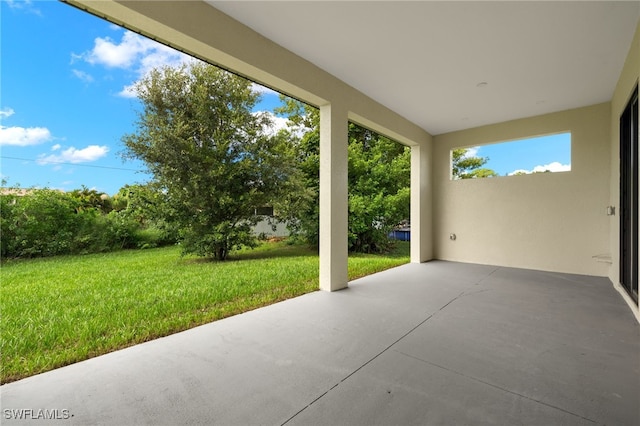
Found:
208,1 -> 640,135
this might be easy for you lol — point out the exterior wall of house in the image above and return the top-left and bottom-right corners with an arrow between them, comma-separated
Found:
609,20 -> 639,313
253,219 -> 290,238
433,103 -> 612,276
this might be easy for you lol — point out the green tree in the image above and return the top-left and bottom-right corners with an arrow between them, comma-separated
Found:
347,131 -> 410,253
69,186 -> 112,214
451,148 -> 498,179
276,98 -> 410,253
122,63 -> 301,260
273,99 -> 320,243
110,183 -> 180,247
113,183 -> 171,225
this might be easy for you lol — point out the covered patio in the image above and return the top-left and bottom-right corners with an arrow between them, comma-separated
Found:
55,0 -> 640,313
2,261 -> 638,425
2,2 -> 639,424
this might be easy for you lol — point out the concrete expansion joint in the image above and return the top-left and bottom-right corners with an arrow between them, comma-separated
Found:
475,266 -> 501,285
392,350 -> 600,425
284,266 -> 611,425
454,267 -> 501,300
281,291 -> 469,425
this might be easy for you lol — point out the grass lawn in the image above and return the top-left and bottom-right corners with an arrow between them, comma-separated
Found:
0,240 -> 409,383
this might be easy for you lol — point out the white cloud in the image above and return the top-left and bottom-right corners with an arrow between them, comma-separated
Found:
37,145 -> 109,165
269,114 -> 290,135
508,161 -> 571,176
0,125 -> 53,146
251,83 -> 278,96
462,146 -> 480,158
137,44 -> 192,76
117,83 -> 138,99
0,107 -> 15,119
254,111 -> 296,136
78,30 -> 277,100
69,52 -> 83,65
76,30 -> 193,97
84,31 -> 151,69
6,0 -> 41,15
72,69 -> 94,83
79,30 -> 280,100
7,0 -> 30,8
532,162 -> 571,173
51,144 -> 61,151
0,109 -> 55,147
508,169 -> 529,175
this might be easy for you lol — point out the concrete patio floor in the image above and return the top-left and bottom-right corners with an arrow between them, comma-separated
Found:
2,261 -> 638,425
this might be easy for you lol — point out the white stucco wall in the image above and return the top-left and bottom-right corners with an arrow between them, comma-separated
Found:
433,103 -> 611,276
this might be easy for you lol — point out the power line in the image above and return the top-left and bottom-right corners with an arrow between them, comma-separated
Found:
0,156 -> 144,172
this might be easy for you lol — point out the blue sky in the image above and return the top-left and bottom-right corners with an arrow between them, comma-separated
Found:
1,0 -> 284,195
1,1 -> 571,195
467,132 -> 571,177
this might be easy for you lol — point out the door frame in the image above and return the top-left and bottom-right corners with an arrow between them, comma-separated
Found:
620,85 -> 639,304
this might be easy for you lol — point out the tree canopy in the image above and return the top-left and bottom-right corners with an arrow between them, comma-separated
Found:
276,98 -> 410,253
451,148 -> 498,179
122,63 -> 301,260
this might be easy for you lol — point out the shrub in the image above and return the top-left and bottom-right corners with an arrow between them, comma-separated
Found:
0,193 -> 18,258
103,211 -> 139,250
1,189 -> 82,258
133,227 -> 165,249
1,187 -> 179,259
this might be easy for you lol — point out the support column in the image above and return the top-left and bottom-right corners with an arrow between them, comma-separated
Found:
319,103 -> 349,291
411,143 -> 432,263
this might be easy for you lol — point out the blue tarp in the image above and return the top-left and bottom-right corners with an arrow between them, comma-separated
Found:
389,228 -> 410,241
